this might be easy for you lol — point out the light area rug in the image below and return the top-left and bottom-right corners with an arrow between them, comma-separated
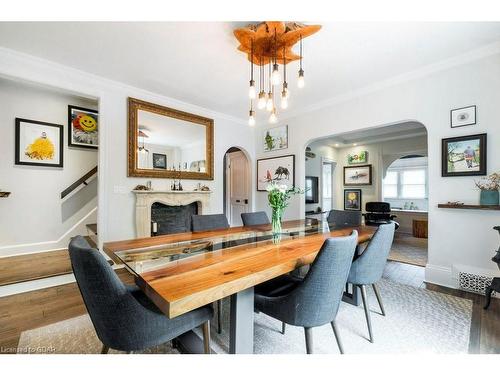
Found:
388,234 -> 428,267
18,279 -> 471,354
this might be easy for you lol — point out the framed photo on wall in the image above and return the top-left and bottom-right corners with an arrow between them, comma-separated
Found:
263,125 -> 288,152
442,133 -> 487,177
68,105 -> 99,149
343,165 -> 372,186
344,189 -> 362,211
257,154 -> 295,191
450,105 -> 476,128
152,153 -> 167,169
347,150 -> 368,164
15,118 -> 64,168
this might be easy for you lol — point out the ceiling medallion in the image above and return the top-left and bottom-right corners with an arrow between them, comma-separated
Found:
234,21 -> 321,126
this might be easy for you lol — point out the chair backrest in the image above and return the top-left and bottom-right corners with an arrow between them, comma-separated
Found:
327,209 -> 362,227
191,214 -> 229,232
241,211 -> 270,226
348,222 -> 396,285
284,231 -> 358,327
365,202 -> 391,213
68,236 -> 140,349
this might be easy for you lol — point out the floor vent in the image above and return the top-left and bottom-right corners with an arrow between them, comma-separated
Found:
458,271 -> 493,295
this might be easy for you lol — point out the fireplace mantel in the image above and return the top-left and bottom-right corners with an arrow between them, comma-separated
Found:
132,190 -> 212,237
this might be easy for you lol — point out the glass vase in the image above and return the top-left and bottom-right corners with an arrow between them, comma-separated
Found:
271,208 -> 282,242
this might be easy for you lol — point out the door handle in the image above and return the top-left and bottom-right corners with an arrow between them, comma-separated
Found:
244,199 -> 248,204
236,199 -> 240,203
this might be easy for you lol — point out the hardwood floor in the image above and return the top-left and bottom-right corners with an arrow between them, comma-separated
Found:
0,260 -> 498,354
0,237 -> 97,287
0,268 -> 133,353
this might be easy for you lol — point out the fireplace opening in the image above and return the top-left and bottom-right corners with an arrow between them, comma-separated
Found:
151,201 -> 198,235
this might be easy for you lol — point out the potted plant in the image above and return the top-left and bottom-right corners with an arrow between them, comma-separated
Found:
475,172 -> 500,205
266,182 -> 304,241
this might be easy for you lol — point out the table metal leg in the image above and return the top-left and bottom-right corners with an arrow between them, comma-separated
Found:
342,282 -> 360,305
229,287 -> 254,354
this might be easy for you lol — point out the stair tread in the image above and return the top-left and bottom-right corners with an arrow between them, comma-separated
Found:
86,223 -> 97,234
0,250 -> 73,287
0,241 -> 110,287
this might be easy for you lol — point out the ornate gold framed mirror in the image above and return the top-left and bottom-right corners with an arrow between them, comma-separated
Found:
128,98 -> 214,180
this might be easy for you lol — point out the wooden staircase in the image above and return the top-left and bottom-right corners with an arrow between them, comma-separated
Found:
0,236 -> 98,287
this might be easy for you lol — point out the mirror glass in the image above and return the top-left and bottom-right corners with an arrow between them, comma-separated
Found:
136,110 -> 207,172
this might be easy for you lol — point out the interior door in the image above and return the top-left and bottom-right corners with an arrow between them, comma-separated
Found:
226,151 -> 249,226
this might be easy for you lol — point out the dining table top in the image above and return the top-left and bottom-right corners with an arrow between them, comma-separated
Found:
103,219 -> 376,319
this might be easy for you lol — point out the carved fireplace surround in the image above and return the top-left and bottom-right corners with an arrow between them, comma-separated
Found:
133,190 -> 211,238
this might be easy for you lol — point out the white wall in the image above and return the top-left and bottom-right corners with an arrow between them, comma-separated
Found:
256,52 -> 500,288
0,78 -> 98,256
0,47 -> 256,251
333,136 -> 428,211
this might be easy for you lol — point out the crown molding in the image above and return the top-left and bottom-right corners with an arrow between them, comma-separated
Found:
278,41 -> 500,122
0,47 -> 248,126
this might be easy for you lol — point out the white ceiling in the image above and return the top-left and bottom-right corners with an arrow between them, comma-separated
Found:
1,22 -> 500,122
312,121 -> 427,148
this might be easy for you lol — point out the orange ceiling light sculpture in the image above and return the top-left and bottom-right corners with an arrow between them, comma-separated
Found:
234,21 -> 321,126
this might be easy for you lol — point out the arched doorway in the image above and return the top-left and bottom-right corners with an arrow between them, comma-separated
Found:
223,147 -> 251,226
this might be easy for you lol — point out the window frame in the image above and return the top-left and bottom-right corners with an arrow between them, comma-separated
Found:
383,166 -> 428,200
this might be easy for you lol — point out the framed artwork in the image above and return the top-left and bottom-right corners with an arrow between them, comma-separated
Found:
15,118 -> 63,168
257,154 -> 295,191
450,105 -> 476,128
343,165 -> 372,186
152,153 -> 167,169
263,125 -> 288,152
442,133 -> 487,177
68,105 -> 99,149
344,189 -> 362,211
347,151 -> 368,164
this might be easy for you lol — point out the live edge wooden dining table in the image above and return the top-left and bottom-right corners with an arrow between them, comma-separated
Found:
103,219 -> 375,354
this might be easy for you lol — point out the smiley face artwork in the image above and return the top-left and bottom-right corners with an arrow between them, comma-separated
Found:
68,105 -> 99,149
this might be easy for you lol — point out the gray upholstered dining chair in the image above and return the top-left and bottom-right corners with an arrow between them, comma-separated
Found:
69,236 -> 213,354
192,214 -> 229,232
327,209 -> 362,227
241,211 -> 270,226
191,213 -> 229,334
347,222 -> 395,343
254,231 -> 358,354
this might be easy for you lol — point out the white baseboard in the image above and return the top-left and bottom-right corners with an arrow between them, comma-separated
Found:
0,207 -> 97,258
425,264 -> 455,289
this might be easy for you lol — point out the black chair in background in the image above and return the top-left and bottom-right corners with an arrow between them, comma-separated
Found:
191,214 -> 230,232
191,213 -> 230,334
327,209 -> 362,227
68,236 -> 213,354
241,211 -> 270,226
363,202 -> 399,230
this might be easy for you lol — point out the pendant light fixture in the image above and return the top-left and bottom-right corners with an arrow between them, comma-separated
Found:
248,101 -> 256,126
234,22 -> 321,125
137,130 -> 149,154
248,39 -> 256,99
257,57 -> 266,109
266,63 -> 274,111
271,28 -> 281,85
281,45 -> 289,109
297,34 -> 305,88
